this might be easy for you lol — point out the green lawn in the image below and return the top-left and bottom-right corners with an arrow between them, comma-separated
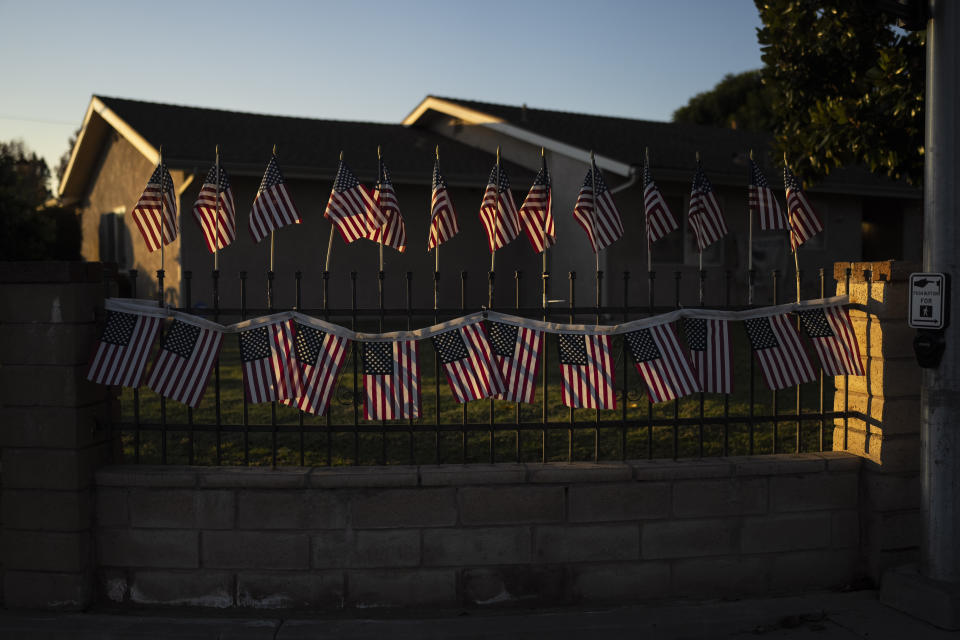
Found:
117,328 -> 834,466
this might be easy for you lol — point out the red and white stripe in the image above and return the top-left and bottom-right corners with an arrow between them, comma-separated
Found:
146,322 -> 222,408
634,324 -> 700,404
86,315 -> 162,388
192,184 -> 236,252
753,313 -> 816,390
441,323 -> 505,403
688,191 -> 728,251
560,334 -> 616,410
287,333 -> 350,415
325,184 -> 384,244
786,190 -> 824,251
691,318 -> 733,394
428,188 -> 459,249
249,184 -> 300,244
479,184 -> 520,252
749,184 -> 787,231
495,326 -> 542,404
573,188 -> 624,253
644,183 -> 678,244
132,186 -> 178,253
365,340 -> 420,420
808,306 -> 864,376
242,319 -> 300,404
365,183 -> 406,252
519,185 -> 555,253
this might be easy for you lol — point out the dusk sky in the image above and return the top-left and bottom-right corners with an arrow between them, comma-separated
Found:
0,0 -> 765,186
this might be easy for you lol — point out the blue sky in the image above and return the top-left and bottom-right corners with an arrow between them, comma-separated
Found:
0,0 -> 764,183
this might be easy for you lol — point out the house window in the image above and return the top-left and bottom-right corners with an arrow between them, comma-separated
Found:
98,210 -> 128,269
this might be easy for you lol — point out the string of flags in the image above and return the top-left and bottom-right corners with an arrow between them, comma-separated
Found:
87,296 -> 864,417
130,148 -> 823,260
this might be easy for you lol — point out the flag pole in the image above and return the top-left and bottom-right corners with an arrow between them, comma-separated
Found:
489,146 -> 500,308
158,145 -> 165,304
434,145 -> 440,311
324,152 -> 341,273
270,144 -> 277,274
214,144 -> 220,272
645,147 -> 652,275
787,153 -> 801,303
377,145 -> 384,273
748,148 -> 754,305
541,147 -> 548,311
696,151 -> 703,305
589,151 -> 601,306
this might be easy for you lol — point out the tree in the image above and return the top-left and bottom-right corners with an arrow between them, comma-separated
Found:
672,69 -> 776,132
1,140 -> 80,260
755,0 -> 925,185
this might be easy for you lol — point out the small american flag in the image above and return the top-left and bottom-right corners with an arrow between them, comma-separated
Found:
748,159 -> 787,230
488,321 -> 542,404
784,166 -> 824,251
684,317 -> 733,394
325,159 -> 386,244
363,340 -> 420,420
625,324 -> 700,404
479,163 -> 521,252
284,322 -> 351,415
688,164 -> 728,251
744,313 -> 815,390
249,155 -> 301,244
428,159 -> 459,250
797,305 -> 864,376
643,161 -> 678,245
573,161 -> 624,253
86,310 -> 162,388
237,319 -> 300,404
432,322 -> 505,403
192,163 -> 236,253
518,160 -> 555,253
131,163 -> 178,253
365,158 -> 406,252
558,333 -> 616,409
146,318 -> 223,408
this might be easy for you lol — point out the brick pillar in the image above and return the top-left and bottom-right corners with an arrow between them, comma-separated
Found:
833,260 -> 921,582
0,262 -> 114,609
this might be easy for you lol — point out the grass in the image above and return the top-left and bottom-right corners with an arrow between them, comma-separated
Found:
117,328 -> 835,466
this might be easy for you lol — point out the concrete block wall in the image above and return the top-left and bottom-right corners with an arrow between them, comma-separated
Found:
0,262 -> 115,609
94,454 -> 862,610
832,260 -> 922,581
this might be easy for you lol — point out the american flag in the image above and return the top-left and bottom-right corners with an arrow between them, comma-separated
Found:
573,161 -> 624,253
432,322 -> 505,403
683,317 -> 733,394
688,164 -> 728,251
237,318 -> 300,404
479,163 -> 521,252
249,155 -> 301,244
518,160 -> 555,253
365,158 -> 406,252
744,313 -> 815,390
284,322 -> 351,415
784,166 -> 824,251
191,163 -> 236,253
797,305 -> 864,376
643,161 -> 678,245
748,159 -> 787,230
325,158 -> 386,244
146,318 -> 223,408
625,324 -> 700,404
86,310 -> 162,387
428,159 -> 459,250
363,340 -> 420,420
488,321 -> 542,404
131,163 -> 178,253
558,333 -> 616,409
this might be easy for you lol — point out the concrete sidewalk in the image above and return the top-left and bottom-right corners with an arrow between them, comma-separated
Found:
0,589 -> 956,640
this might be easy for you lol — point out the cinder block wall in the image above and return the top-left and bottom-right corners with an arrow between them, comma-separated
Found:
833,261 -> 921,581
94,455 -> 862,610
0,262 -> 115,609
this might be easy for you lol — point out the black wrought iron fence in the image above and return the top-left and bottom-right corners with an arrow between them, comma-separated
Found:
103,264 -> 865,466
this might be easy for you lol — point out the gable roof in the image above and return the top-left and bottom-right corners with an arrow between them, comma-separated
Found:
404,95 -> 919,197
59,96 -> 532,203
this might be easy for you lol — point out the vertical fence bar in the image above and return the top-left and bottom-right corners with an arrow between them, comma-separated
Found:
771,269 -> 779,454
795,268 -> 803,454
514,270 -> 521,463
323,271 -> 332,466
434,270 -> 441,464
723,270 -> 732,456
460,271 -> 468,460
268,269 -> 277,468
488,270 -> 495,464
647,269 -> 655,460
697,268 -> 706,457
351,271 -> 359,465
621,271 -> 629,461
818,268 -> 826,451
594,269 -> 602,462
568,271 -> 576,462
295,271 -> 305,466
212,268 -> 221,466
672,271 -> 681,459
379,269 -> 386,465
184,271 -> 194,465
240,271 -> 248,466
157,268 -> 167,464
542,267 -> 549,463
406,272 -> 414,465
130,270 -> 141,464
748,266 -> 756,454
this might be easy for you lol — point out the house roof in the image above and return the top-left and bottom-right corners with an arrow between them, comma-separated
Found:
58,96 -> 532,202
404,95 -> 919,197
